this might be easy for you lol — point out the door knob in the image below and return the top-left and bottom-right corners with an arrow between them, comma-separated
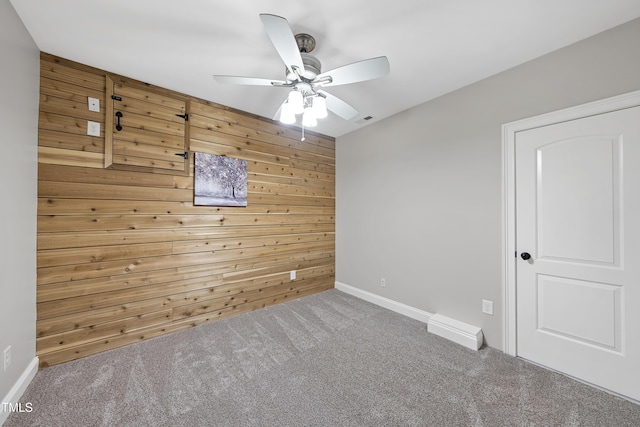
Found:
520,252 -> 531,260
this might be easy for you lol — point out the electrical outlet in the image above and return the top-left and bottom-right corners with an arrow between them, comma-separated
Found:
3,345 -> 11,372
87,121 -> 100,136
380,277 -> 386,287
290,270 -> 296,280
482,299 -> 494,315
88,97 -> 100,112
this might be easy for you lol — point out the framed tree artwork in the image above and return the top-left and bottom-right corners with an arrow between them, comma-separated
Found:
194,152 -> 248,207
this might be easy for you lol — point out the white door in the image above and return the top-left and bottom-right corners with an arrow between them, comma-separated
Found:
515,106 -> 640,401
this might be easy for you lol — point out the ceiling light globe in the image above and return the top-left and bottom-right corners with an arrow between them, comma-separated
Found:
302,106 -> 317,127
279,102 -> 296,124
312,96 -> 328,119
287,90 -> 304,114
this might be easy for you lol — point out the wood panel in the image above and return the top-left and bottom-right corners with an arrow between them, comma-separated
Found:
36,53 -> 335,368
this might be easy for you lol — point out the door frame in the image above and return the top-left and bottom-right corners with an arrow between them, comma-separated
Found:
501,89 -> 640,356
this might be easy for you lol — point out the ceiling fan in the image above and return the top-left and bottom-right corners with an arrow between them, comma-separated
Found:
214,14 -> 390,135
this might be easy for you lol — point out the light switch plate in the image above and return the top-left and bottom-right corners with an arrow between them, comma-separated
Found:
88,97 -> 100,112
482,299 -> 494,315
87,121 -> 100,137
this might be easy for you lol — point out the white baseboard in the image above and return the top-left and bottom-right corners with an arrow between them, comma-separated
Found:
334,281 -> 433,324
427,313 -> 484,350
335,282 -> 483,351
1,356 -> 39,426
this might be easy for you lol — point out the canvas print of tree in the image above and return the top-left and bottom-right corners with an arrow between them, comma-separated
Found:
194,152 -> 248,207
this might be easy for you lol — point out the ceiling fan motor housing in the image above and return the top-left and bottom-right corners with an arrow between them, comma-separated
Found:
301,53 -> 321,78
286,52 -> 322,83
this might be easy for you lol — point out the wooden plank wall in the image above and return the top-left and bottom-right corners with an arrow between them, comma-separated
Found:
37,53 -> 335,368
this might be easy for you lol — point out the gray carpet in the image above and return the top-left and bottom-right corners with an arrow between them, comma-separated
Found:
5,289 -> 640,426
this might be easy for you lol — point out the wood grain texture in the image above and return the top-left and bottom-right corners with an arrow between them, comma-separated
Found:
37,53 -> 335,368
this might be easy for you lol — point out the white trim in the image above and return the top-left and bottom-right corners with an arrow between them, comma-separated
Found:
501,89 -> 640,356
334,281 -> 433,324
427,314 -> 483,351
0,356 -> 39,425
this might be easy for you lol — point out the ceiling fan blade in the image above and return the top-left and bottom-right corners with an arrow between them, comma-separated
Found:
214,75 -> 287,86
260,14 -> 304,75
315,56 -> 390,87
318,90 -> 358,120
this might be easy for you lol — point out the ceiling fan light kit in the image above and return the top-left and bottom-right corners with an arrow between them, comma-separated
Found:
213,13 -> 390,140
280,89 -> 327,128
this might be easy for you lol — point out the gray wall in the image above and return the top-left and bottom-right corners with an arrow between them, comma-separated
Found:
0,0 -> 39,403
336,18 -> 640,349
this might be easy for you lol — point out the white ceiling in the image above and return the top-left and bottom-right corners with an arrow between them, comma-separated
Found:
10,0 -> 640,138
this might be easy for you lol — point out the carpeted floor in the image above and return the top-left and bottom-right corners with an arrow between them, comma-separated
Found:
5,289 -> 640,426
